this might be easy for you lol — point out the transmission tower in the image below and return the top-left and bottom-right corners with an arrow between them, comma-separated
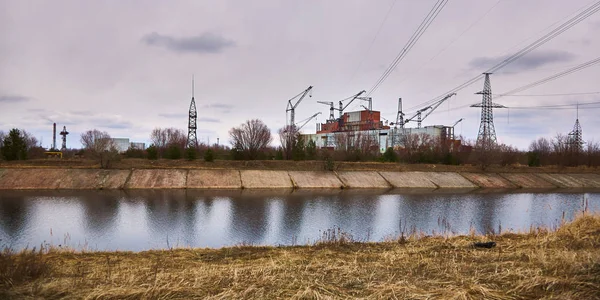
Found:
470,73 -> 505,146
187,76 -> 198,148
568,105 -> 583,151
59,126 -> 69,151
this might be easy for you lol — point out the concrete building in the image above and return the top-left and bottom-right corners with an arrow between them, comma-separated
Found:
111,138 -> 130,152
130,142 -> 146,150
301,109 -> 458,153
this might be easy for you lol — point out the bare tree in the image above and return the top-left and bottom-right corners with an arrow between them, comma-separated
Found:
150,127 -> 187,158
585,140 -> 600,167
80,129 -> 119,168
278,125 -> 299,160
229,119 -> 272,160
21,130 -> 39,151
0,130 -> 5,150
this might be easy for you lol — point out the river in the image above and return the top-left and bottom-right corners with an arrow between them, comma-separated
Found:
0,190 -> 598,251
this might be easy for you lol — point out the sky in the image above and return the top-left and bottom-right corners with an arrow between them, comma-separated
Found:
1,0 -> 599,150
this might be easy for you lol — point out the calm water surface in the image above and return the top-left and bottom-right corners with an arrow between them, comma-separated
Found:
0,190 -> 598,251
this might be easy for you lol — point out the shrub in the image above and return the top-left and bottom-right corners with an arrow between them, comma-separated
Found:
165,144 -> 182,160
185,147 -> 197,161
146,145 -> 158,160
125,147 -> 145,158
204,148 -> 214,162
380,147 -> 397,162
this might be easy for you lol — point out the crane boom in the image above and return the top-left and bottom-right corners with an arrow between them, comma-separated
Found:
421,93 -> 456,121
286,86 -> 313,126
356,96 -> 373,110
452,118 -> 464,127
338,90 -> 366,118
296,112 -> 321,131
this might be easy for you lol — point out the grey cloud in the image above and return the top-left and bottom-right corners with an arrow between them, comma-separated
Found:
103,122 -> 133,129
0,95 -> 30,103
142,32 -> 235,54
201,103 -> 234,110
469,50 -> 576,72
70,110 -> 95,116
198,117 -> 220,123
159,113 -> 186,119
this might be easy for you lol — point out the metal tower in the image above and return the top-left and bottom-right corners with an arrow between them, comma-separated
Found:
568,105 -> 583,151
59,126 -> 69,151
187,76 -> 198,148
471,73 -> 506,146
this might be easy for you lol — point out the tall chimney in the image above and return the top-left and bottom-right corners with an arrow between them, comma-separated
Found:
53,123 -> 56,150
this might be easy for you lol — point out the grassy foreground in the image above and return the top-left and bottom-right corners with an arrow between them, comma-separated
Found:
2,215 -> 600,299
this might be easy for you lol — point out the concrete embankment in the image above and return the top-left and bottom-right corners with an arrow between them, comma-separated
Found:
0,168 -> 600,190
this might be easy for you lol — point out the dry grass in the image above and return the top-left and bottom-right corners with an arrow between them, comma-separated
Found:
1,214 -> 600,299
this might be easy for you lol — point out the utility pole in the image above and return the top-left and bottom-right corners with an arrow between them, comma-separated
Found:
187,76 -> 198,148
471,73 -> 505,146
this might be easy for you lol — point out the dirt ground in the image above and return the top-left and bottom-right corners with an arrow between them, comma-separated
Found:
1,158 -> 599,174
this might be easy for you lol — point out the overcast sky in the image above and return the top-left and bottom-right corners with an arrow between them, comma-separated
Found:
1,0 -> 599,150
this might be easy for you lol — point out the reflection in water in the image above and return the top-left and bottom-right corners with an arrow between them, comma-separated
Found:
0,190 -> 598,251
0,194 -> 30,239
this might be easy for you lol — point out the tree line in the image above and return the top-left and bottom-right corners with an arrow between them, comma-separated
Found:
2,120 -> 599,169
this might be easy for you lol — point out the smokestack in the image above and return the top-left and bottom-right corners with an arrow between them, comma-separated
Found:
53,123 -> 56,150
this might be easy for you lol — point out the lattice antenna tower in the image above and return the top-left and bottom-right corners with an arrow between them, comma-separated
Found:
187,76 -> 198,148
59,126 -> 69,151
568,103 -> 583,151
470,73 -> 506,146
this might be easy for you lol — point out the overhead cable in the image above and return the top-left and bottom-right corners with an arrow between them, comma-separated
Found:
367,0 -> 448,96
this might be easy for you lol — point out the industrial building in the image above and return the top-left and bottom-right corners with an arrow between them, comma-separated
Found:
302,109 -> 458,153
111,138 -> 146,152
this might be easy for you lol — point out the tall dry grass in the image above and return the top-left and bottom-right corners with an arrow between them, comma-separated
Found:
1,213 -> 599,299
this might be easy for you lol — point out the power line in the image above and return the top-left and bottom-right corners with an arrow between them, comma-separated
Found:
497,56 -> 600,97
493,91 -> 600,97
367,0 -> 448,96
347,0 -> 398,85
509,100 -> 600,109
397,0 -> 503,86
406,0 -> 600,111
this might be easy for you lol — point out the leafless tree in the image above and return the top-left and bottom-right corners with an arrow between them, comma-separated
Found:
585,140 -> 600,167
150,127 -> 187,157
0,130 -> 5,149
229,119 -> 272,159
21,130 -> 39,151
80,129 -> 119,168
278,125 -> 299,160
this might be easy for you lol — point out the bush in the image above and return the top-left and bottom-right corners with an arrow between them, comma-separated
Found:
305,140 -> 317,160
165,144 -> 182,160
380,147 -> 397,162
204,148 -> 214,162
146,145 -> 158,160
527,151 -> 541,167
185,147 -> 197,161
125,147 -> 145,158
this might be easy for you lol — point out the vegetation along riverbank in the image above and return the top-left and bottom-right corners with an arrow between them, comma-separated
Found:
1,213 -> 599,299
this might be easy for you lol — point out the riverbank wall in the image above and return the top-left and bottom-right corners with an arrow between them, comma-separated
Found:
0,168 -> 600,190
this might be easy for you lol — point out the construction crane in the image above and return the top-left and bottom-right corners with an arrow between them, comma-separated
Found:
450,118 -> 464,140
286,86 -> 313,127
295,112 -> 322,131
357,96 -> 373,110
405,93 -> 456,128
338,90 -> 366,118
317,101 -> 336,121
